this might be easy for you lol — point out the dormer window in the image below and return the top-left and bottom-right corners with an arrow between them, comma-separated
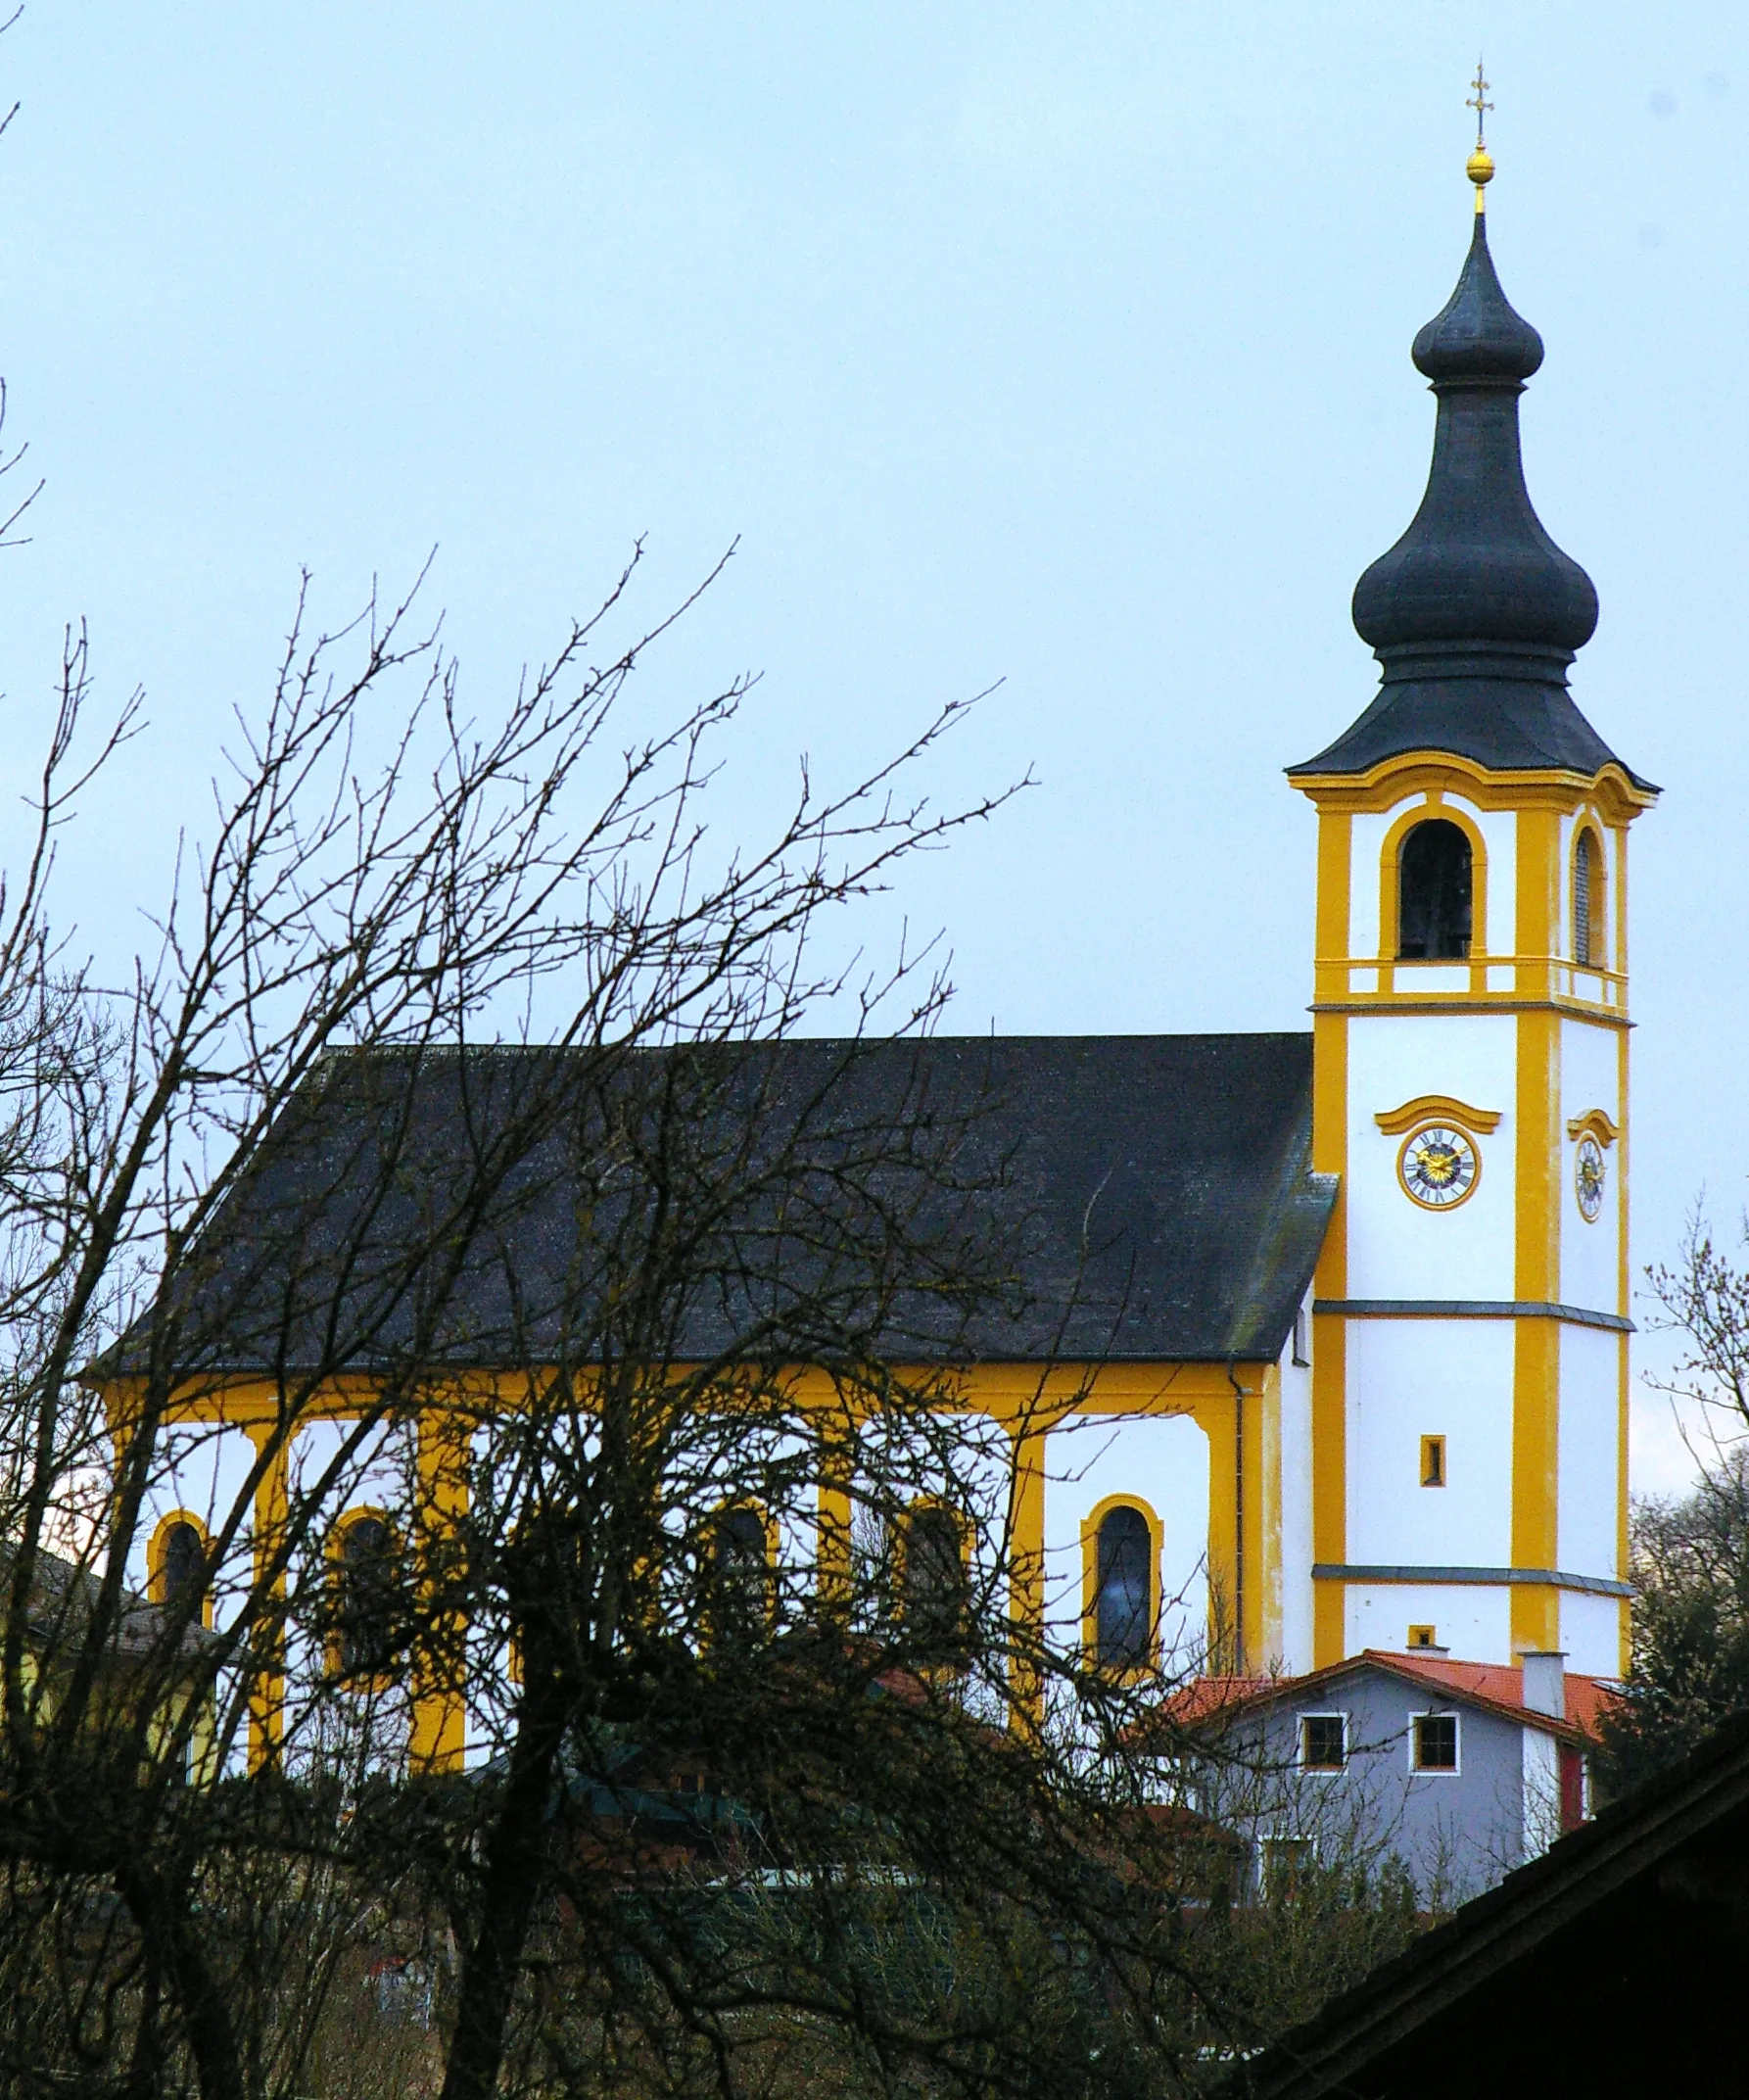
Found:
1397,819 -> 1472,960
1574,827 -> 1603,966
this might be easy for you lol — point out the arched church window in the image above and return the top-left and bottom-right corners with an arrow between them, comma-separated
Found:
1573,827 -> 1603,966
1396,820 -> 1472,960
902,1503 -> 968,1653
153,1516 -> 208,1620
333,1512 -> 402,1683
713,1503 -> 773,1636
1094,1504 -> 1155,1670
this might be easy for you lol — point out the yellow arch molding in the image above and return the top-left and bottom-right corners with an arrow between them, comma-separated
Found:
1374,1095 -> 1503,1137
1566,1108 -> 1620,1147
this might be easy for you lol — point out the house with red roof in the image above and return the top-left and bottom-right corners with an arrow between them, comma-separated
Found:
1159,1647 -> 1614,1902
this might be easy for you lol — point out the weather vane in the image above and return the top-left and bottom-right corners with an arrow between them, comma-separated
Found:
1465,59 -> 1495,210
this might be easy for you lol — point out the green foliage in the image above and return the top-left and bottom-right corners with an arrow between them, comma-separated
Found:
1598,1450 -> 1749,1796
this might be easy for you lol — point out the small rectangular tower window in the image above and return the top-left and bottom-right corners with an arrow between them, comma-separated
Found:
1300,1714 -> 1347,1771
1420,1435 -> 1445,1487
1408,1624 -> 1439,1650
1412,1713 -> 1459,1772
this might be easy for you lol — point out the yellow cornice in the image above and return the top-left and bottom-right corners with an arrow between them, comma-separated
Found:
100,1356 -> 1272,1433
1375,1094 -> 1503,1137
1566,1108 -> 1621,1148
1290,753 -> 1656,823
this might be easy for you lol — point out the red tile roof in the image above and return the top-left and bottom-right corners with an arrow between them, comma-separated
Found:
1154,1650 -> 1618,1745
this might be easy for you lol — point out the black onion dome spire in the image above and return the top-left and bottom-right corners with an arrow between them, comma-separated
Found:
1292,191 -> 1651,788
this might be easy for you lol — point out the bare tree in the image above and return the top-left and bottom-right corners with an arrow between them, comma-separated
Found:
0,537 -> 1392,2100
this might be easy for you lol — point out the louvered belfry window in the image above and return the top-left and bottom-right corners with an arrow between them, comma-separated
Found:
1574,828 -> 1598,966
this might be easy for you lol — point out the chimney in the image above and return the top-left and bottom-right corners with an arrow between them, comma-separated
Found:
1521,1650 -> 1567,1720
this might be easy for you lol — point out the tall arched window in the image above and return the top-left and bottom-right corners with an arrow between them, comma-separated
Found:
903,1503 -> 968,1652
1574,827 -> 1603,966
1094,1504 -> 1155,1670
713,1504 -> 773,1636
1397,819 -> 1473,960
334,1513 -> 402,1683
154,1517 -> 207,1619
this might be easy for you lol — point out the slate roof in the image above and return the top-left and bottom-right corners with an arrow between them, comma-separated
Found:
118,1033 -> 1333,1379
1290,210 -> 1654,793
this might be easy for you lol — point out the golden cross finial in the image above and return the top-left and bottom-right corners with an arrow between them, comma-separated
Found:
1467,59 -> 1492,150
1465,59 -> 1495,213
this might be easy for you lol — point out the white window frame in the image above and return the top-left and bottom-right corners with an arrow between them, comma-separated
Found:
1258,1833 -> 1315,1902
1297,1710 -> 1349,1774
1407,1708 -> 1462,1776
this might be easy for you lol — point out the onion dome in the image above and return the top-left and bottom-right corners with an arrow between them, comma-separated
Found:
1291,167 -> 1650,788
1350,212 -> 1596,658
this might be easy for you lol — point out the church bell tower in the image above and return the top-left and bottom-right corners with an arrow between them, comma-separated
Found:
1288,137 -> 1656,1678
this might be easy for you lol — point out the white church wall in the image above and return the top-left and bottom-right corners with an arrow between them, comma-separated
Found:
1278,1310 -> 1315,1675
1558,1017 -> 1623,1314
1348,808 -> 1392,955
1557,1324 -> 1622,1582
1557,1590 -> 1621,1681
1344,1582 -> 1511,1661
1346,1317 -> 1514,1567
1041,1411 -> 1208,1681
1344,1013 -> 1519,1302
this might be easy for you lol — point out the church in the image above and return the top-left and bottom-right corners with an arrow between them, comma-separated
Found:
118,137 -> 1651,1789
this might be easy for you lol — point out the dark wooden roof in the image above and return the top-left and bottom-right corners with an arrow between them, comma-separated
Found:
121,1033 -> 1333,1378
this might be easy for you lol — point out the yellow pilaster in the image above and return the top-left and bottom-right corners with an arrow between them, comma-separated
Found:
410,1407 -> 470,1774
1309,811 -> 1350,1667
1512,805 -> 1562,1652
244,1421 -> 290,1774
1007,1424 -> 1046,1725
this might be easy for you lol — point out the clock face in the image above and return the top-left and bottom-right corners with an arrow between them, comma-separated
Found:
1397,1123 -> 1480,1210
1575,1135 -> 1607,1223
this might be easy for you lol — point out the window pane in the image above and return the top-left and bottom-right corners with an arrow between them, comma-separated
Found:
1413,1714 -> 1458,1770
714,1506 -> 772,1635
338,1516 -> 400,1681
1096,1506 -> 1154,1668
1261,1837 -> 1312,1902
1300,1714 -> 1347,1770
904,1506 -> 968,1650
1574,831 -> 1594,965
1397,820 -> 1473,960
162,1522 -> 204,1610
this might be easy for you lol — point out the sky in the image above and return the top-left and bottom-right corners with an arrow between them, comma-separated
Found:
0,4 -> 1744,1494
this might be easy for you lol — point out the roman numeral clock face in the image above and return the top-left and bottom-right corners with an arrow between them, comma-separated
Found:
1397,1123 -> 1479,1210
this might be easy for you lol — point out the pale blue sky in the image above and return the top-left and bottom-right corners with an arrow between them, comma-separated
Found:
0,5 -> 1744,1490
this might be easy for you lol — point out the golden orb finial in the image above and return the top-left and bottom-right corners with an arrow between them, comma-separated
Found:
1465,59 -> 1494,214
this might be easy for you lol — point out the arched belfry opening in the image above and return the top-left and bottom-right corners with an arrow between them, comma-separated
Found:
1397,819 -> 1472,960
1574,827 -> 1603,965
